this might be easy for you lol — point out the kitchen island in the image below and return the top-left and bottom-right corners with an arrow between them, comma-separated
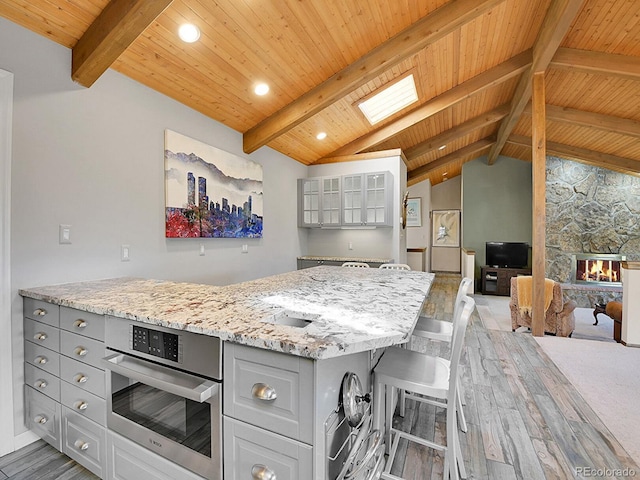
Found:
20,266 -> 434,360
20,266 -> 435,480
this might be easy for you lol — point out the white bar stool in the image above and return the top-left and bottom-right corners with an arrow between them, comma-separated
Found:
342,261 -> 370,268
373,295 -> 475,480
378,263 -> 411,270
404,277 -> 473,433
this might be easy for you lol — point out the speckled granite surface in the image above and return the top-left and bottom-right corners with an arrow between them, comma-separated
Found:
20,266 -> 434,360
298,256 -> 394,263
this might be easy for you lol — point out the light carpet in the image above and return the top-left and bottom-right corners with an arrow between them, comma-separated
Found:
475,294 -> 640,466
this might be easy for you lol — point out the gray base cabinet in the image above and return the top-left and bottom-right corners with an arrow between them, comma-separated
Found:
223,417 -> 312,480
297,258 -> 388,269
23,299 -> 107,479
107,431 -> 203,480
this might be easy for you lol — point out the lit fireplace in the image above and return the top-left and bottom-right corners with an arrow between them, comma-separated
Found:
571,254 -> 625,286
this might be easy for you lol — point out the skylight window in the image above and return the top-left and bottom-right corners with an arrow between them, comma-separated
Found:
358,74 -> 418,125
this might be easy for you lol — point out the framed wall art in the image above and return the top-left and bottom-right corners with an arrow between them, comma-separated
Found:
164,129 -> 263,238
406,197 -> 422,227
431,209 -> 460,247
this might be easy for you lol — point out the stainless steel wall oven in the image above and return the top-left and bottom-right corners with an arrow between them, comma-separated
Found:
103,316 -> 222,479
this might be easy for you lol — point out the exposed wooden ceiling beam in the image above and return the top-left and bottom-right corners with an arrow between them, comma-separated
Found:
486,0 -> 585,165
72,0 -> 174,87
507,134 -> 640,175
523,104 -> 640,138
551,48 -> 640,81
314,149 -> 406,166
325,50 -> 530,158
407,137 -> 495,184
404,104 -> 509,161
242,0 -> 508,154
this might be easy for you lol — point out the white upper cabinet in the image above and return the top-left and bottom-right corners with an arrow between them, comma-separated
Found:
342,171 -> 393,227
297,176 -> 341,228
298,171 -> 393,228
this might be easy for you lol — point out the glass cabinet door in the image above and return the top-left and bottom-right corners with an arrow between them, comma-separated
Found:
300,178 -> 320,227
365,173 -> 387,225
321,177 -> 341,226
342,174 -> 363,225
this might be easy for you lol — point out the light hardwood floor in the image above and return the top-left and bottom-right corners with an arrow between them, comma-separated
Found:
2,273 -> 638,479
390,273 -> 639,479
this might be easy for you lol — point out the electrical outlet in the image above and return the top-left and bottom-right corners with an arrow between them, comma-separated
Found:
121,244 -> 130,262
59,224 -> 72,244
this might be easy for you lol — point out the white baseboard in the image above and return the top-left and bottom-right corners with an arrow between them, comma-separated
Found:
13,430 -> 39,451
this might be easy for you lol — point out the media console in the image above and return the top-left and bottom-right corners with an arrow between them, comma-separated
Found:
481,266 -> 531,296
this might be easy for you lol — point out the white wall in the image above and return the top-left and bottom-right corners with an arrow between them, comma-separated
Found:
406,179 -> 432,271
307,155 -> 407,264
431,176 -> 462,272
1,17 -> 307,438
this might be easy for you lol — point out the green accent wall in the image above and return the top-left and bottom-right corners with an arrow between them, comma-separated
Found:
462,155 -> 532,279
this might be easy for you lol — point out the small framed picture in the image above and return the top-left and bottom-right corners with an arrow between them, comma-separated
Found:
406,198 -> 422,227
431,210 -> 460,247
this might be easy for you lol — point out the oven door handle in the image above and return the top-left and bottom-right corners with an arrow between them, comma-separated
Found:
102,353 -> 217,403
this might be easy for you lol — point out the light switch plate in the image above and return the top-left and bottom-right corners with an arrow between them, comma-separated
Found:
121,244 -> 130,262
59,224 -> 71,244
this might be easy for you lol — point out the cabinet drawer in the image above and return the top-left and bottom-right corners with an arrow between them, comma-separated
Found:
25,385 -> 61,451
60,330 -> 105,370
107,431 -> 205,480
223,417 -> 312,480
60,307 -> 105,342
223,343 -> 314,444
24,341 -> 60,377
61,382 -> 106,426
23,298 -> 59,327
62,407 -> 106,478
24,318 -> 60,351
60,356 -> 105,398
25,363 -> 60,402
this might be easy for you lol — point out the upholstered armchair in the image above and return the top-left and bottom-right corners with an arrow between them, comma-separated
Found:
509,276 -> 577,337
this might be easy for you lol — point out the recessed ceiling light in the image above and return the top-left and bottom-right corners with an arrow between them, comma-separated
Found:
439,145 -> 447,150
358,74 -> 418,125
316,132 -> 327,140
254,83 -> 270,96
178,24 -> 200,43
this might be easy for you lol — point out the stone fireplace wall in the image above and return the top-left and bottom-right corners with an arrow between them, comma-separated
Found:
546,157 -> 640,306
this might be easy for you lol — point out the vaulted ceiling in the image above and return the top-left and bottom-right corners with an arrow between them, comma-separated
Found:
1,0 -> 639,186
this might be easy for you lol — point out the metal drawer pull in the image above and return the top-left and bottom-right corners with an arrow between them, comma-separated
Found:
251,464 -> 276,480
74,439 -> 89,451
35,356 -> 48,365
251,383 -> 277,401
73,319 -> 87,329
35,379 -> 47,389
34,308 -> 47,316
74,374 -> 88,384
34,415 -> 48,424
74,347 -> 88,357
34,332 -> 48,341
74,401 -> 88,411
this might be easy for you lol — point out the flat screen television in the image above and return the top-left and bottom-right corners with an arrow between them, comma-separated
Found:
486,242 -> 529,268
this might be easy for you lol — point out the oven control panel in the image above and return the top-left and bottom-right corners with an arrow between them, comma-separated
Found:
132,325 -> 181,362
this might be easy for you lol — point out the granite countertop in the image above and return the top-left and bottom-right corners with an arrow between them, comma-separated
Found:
298,255 -> 394,263
20,266 -> 434,360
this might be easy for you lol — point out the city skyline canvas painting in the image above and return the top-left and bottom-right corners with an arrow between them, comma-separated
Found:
164,129 -> 263,238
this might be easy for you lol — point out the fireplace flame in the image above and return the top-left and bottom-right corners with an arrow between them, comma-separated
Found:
582,259 -> 618,282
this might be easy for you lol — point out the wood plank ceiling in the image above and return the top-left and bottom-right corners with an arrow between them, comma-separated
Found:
1,0 -> 639,186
